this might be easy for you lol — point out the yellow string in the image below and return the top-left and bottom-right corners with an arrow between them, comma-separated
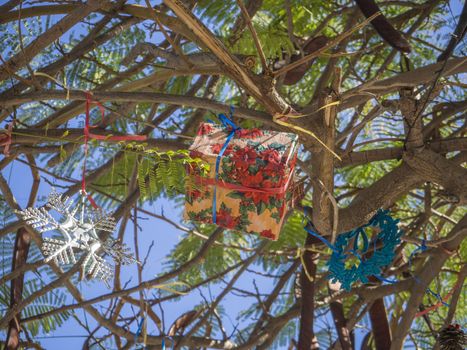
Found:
142,303 -> 148,346
34,71 -> 71,100
295,248 -> 320,282
273,101 -> 342,160
295,101 -> 341,118
295,246 -> 330,282
296,248 -> 314,282
149,281 -> 190,295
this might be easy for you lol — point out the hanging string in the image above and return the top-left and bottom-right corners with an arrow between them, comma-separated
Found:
131,283 -> 188,348
34,71 -> 71,100
303,207 -> 338,252
26,71 -> 149,206
295,248 -> 315,282
378,238 -> 452,316
83,92 -> 148,142
81,92 -> 93,204
405,239 -> 451,317
415,278 -> 461,318
272,100 -> 342,161
408,239 -> 428,283
134,316 -> 146,349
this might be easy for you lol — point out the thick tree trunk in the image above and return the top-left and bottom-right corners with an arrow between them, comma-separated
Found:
299,70 -> 342,349
298,241 -> 319,349
5,228 -> 31,350
329,281 -> 353,350
369,299 -> 391,350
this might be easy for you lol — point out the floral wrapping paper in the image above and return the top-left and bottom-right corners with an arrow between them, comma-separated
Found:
184,122 -> 299,240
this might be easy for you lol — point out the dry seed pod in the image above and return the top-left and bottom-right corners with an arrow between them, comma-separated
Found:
354,0 -> 411,53
438,324 -> 466,350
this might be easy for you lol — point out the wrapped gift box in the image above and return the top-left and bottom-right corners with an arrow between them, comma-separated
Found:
184,121 -> 299,240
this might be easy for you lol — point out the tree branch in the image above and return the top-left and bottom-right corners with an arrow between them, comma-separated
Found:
0,1 -> 106,81
0,90 -> 273,125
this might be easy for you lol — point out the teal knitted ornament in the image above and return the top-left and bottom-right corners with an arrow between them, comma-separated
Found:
327,209 -> 403,291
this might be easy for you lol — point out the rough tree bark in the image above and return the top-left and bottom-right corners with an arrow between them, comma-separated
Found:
369,298 -> 391,350
0,1 -> 465,348
5,228 -> 31,350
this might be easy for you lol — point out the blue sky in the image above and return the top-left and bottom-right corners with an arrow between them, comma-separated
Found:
0,0 -> 465,348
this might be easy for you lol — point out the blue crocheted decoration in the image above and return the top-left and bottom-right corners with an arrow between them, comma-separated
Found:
326,209 -> 403,291
305,209 -> 449,305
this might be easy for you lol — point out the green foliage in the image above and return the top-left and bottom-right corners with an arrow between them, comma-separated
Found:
262,211 -> 307,270
165,229 -> 245,285
0,0 -> 465,347
14,280 -> 71,336
196,0 -> 238,28
271,320 -> 298,349
231,12 -> 295,59
90,145 -> 209,206
135,147 -> 209,200
0,238 -> 71,337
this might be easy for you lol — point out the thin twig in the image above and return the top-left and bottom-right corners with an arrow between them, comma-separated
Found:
235,0 -> 269,73
144,0 -> 193,69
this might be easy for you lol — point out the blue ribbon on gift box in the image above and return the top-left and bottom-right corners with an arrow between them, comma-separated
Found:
210,106 -> 241,224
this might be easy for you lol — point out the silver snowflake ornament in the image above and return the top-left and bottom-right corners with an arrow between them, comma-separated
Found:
16,189 -> 137,287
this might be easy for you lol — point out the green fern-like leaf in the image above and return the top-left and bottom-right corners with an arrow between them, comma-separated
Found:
137,158 -> 148,199
0,277 -> 71,337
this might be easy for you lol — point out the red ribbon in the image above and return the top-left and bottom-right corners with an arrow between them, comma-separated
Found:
84,92 -> 147,142
0,121 -> 14,156
82,92 -> 147,207
414,278 -> 462,318
192,168 -> 294,195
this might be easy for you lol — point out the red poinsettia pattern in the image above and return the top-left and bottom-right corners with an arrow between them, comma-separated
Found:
216,205 -> 241,229
235,128 -> 263,139
210,143 -> 234,156
260,229 -> 276,240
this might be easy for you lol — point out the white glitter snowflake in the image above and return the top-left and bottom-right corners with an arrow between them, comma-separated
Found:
16,189 -> 136,287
